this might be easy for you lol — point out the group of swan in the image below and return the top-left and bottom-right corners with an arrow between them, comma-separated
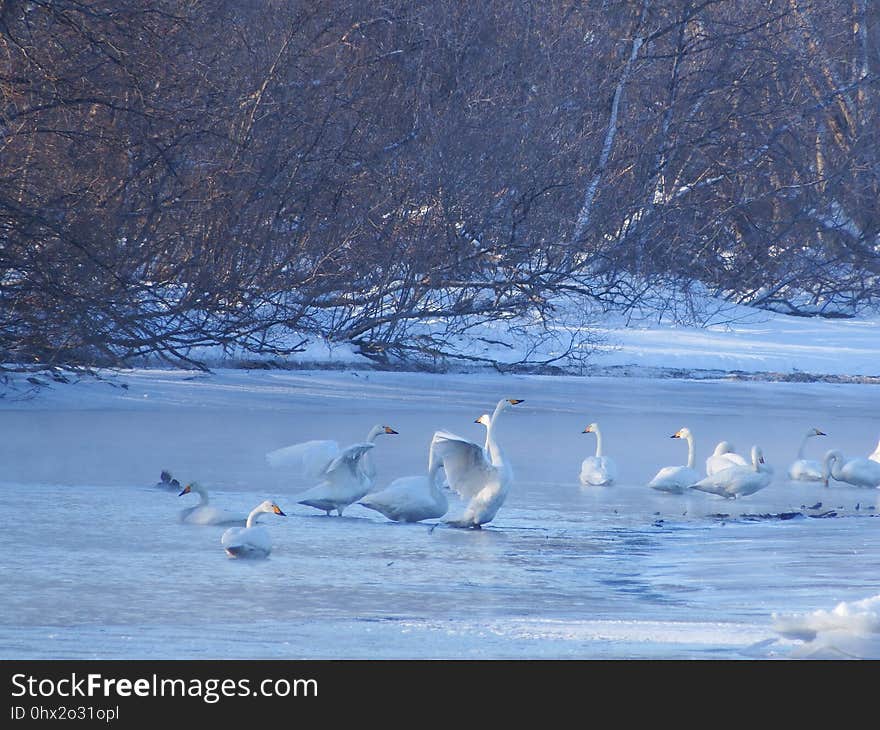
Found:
266,399 -> 523,529
584,423 -> 880,498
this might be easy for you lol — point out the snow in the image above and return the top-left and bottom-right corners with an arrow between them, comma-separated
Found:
2,363 -> 880,659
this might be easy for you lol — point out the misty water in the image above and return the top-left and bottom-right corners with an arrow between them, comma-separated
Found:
2,369 -> 879,659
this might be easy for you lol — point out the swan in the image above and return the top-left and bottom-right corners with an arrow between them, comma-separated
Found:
295,442 -> 380,516
579,422 -> 617,486
787,427 -> 827,481
430,398 -> 522,528
266,424 -> 398,481
647,427 -> 700,494
869,437 -> 880,464
156,470 -> 181,490
357,453 -> 448,523
221,500 -> 286,559
690,445 -> 772,498
177,482 -> 247,526
822,450 -> 880,488
705,441 -> 749,475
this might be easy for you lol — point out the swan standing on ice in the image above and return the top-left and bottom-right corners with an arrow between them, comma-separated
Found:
705,441 -> 749,475
430,398 -> 522,528
156,470 -> 181,490
177,482 -> 247,526
690,445 -> 772,498
269,424 -> 398,516
357,453 -> 448,523
822,450 -> 880,488
221,500 -> 286,559
579,422 -> 617,486
647,427 -> 700,493
787,427 -> 827,481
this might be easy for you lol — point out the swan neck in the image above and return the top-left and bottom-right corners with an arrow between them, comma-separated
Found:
797,434 -> 809,460
246,506 -> 264,529
485,416 -> 504,465
685,434 -> 695,469
593,427 -> 603,458
366,425 -> 382,443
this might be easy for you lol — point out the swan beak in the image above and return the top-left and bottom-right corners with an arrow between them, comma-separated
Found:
817,430 -> 826,436
273,505 -> 287,516
178,484 -> 192,497
474,417 -> 482,423
384,426 -> 399,435
508,399 -> 524,405
582,426 -> 592,434
670,433 -> 680,439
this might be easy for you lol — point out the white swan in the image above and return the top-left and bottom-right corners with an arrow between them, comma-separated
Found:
156,470 -> 181,490
822,449 -> 880,488
787,427 -> 827,481
266,424 -> 398,481
295,442 -> 379,516
357,454 -> 448,523
705,441 -> 749,475
690,445 -> 772,498
647,427 -> 700,494
430,398 -> 522,528
221,500 -> 286,559
177,482 -> 247,526
579,422 -> 617,486
868,437 -> 880,464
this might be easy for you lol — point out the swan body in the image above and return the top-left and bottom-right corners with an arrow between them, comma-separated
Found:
266,424 -> 398,481
221,500 -> 286,559
358,457 -> 448,523
647,427 -> 700,494
822,450 -> 880,488
705,441 -> 749,476
177,482 -> 247,526
579,422 -> 617,486
690,445 -> 772,498
295,442 -> 378,516
431,398 -> 522,528
156,470 -> 181,490
787,427 -> 827,481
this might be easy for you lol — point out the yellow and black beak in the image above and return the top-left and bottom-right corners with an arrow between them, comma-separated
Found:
670,432 -> 680,439
178,484 -> 192,497
582,426 -> 592,434
508,399 -> 524,405
474,417 -> 482,423
273,505 -> 286,516
817,430 -> 827,436
384,426 -> 399,435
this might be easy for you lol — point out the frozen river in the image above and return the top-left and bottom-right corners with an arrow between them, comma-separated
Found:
2,368 -> 879,659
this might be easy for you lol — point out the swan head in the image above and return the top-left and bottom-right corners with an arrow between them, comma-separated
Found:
671,427 -> 692,439
474,414 -> 492,427
582,423 -> 599,434
367,424 -> 399,440
808,427 -> 826,437
178,482 -> 203,497
256,500 -> 286,517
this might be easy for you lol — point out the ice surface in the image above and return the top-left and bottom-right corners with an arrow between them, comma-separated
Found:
2,369 -> 879,658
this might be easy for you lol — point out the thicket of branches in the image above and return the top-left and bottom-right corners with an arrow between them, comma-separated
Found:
1,0 -> 878,370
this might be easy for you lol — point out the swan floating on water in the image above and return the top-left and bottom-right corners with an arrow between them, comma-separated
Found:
705,441 -> 749,475
178,482 -> 247,526
221,500 -> 286,559
579,422 -> 617,486
773,593 -> 880,659
822,449 -> 880,488
430,398 -> 522,528
787,427 -> 827,481
156,470 -> 181,490
647,427 -> 700,494
358,454 -> 448,523
690,445 -> 772,498
275,424 -> 398,516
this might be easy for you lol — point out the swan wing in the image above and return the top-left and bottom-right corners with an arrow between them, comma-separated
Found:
324,442 -> 375,479
266,439 -> 340,479
430,431 -> 491,499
